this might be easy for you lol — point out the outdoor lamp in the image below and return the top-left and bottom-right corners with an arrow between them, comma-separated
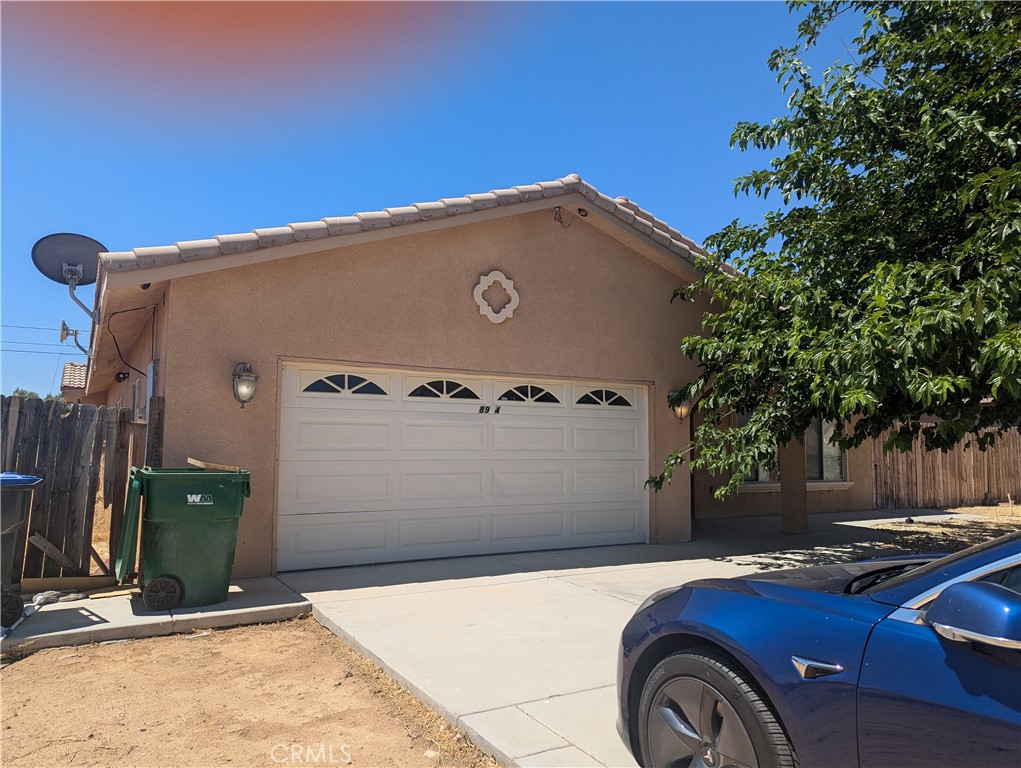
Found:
232,362 -> 259,408
668,390 -> 694,420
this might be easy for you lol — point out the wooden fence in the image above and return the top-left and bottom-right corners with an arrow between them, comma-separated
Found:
873,428 -> 1021,509
1,397 -> 146,580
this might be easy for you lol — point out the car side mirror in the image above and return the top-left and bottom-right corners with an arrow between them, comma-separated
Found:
925,581 -> 1021,650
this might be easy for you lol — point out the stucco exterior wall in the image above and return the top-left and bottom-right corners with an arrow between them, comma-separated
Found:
100,300 -> 168,412
158,210 -> 708,577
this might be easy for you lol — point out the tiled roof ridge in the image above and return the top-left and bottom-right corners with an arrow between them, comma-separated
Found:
102,174 -> 702,271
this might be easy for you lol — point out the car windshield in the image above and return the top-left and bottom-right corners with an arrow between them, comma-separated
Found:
863,530 -> 1021,597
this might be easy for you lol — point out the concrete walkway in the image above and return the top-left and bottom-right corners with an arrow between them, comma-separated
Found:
1,577 -> 310,652
279,509 -> 939,768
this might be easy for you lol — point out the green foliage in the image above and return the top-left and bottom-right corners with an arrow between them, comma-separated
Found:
9,388 -> 68,411
654,1 -> 1021,498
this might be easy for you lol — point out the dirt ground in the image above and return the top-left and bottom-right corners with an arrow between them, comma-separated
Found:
4,504 -> 1018,768
866,503 -> 1020,555
1,616 -> 498,768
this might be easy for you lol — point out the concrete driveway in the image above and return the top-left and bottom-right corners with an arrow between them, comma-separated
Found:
278,510 -> 922,768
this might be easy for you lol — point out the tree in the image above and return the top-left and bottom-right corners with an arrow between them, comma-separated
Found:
654,0 -> 1021,498
9,388 -> 67,410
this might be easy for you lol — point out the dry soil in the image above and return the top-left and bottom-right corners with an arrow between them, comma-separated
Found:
1,615 -> 497,768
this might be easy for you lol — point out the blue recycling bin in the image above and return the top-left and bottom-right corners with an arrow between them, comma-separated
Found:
1,472 -> 42,627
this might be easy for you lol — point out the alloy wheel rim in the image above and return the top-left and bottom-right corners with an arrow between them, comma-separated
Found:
646,675 -> 758,768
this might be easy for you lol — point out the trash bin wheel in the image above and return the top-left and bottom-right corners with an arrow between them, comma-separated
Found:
143,576 -> 183,611
1,591 -> 24,628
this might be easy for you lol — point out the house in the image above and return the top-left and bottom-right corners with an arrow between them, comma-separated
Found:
73,174 -> 873,577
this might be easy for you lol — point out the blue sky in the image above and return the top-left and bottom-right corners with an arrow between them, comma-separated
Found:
1,1 -> 860,396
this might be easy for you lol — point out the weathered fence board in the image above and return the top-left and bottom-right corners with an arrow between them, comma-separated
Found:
874,428 -> 1021,509
1,397 -> 139,580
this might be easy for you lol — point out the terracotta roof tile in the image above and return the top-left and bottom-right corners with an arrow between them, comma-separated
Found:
491,188 -> 522,205
99,175 -> 702,274
466,192 -> 500,210
354,211 -> 393,230
438,197 -> 474,215
216,233 -> 261,254
254,227 -> 296,247
513,184 -> 544,201
289,221 -> 331,241
177,238 -> 223,260
385,206 -> 422,225
61,362 -> 87,390
537,180 -> 567,197
413,201 -> 448,219
322,216 -> 362,235
134,245 -> 181,267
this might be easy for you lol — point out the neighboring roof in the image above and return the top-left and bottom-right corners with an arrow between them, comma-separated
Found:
61,362 -> 87,391
99,174 -> 702,275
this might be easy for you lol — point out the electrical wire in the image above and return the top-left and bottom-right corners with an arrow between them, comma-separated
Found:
1,341 -> 79,348
108,305 -> 158,378
0,349 -> 85,356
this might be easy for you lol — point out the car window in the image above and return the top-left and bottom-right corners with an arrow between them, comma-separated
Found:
979,565 -> 1021,595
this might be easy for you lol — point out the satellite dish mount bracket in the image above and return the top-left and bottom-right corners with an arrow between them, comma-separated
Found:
63,262 -> 98,323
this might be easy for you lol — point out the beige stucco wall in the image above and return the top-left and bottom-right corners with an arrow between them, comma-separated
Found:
157,210 -> 708,577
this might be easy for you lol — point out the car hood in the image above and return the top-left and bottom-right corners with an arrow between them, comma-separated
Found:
741,557 -> 935,594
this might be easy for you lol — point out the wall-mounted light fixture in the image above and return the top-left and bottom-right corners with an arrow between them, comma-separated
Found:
667,390 -> 694,420
115,372 -> 129,383
232,362 -> 259,409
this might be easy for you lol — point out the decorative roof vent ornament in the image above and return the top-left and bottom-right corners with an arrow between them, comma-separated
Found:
474,270 -> 520,324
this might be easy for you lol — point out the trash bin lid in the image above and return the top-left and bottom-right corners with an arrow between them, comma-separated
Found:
0,472 -> 43,487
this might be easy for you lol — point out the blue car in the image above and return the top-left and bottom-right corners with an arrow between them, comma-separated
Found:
617,531 -> 1021,768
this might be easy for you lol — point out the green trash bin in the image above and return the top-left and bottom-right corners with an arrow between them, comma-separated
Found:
115,466 -> 251,611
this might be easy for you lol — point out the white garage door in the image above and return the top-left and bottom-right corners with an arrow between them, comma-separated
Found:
276,364 -> 649,570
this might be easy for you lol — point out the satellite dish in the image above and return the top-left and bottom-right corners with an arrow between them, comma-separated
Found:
32,232 -> 105,287
31,233 -> 106,324
59,319 -> 90,357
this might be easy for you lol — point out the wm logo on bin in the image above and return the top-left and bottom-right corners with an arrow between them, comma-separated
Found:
186,493 -> 215,505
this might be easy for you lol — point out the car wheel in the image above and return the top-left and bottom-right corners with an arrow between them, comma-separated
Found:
637,647 -> 796,768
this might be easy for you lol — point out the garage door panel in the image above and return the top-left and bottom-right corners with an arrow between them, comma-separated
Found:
572,425 -> 640,453
401,420 -> 487,451
491,510 -> 566,541
282,459 -> 640,512
572,467 -> 640,495
290,519 -> 389,557
398,515 -> 484,548
492,469 -> 566,497
286,417 -> 394,453
277,364 -> 649,570
572,505 -> 640,536
492,423 -> 568,452
400,470 -> 486,501
294,470 -> 392,504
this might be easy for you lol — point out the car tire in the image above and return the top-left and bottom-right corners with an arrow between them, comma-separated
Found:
637,647 -> 797,768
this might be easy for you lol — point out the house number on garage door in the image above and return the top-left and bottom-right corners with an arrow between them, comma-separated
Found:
478,405 -> 501,414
